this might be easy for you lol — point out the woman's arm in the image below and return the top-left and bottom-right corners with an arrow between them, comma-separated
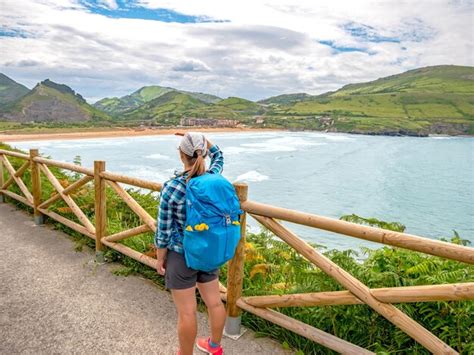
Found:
154,185 -> 173,275
206,138 -> 224,174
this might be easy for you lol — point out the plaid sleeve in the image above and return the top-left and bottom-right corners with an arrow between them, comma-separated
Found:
154,182 -> 174,249
207,144 -> 224,174
154,179 -> 187,249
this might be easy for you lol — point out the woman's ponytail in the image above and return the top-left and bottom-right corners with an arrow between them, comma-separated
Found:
186,149 -> 206,183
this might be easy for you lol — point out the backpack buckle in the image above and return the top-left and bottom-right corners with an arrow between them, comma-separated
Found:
225,215 -> 231,225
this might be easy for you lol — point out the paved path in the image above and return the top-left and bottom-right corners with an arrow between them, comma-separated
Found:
0,203 -> 290,354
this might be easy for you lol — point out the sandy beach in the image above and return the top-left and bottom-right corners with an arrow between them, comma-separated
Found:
0,127 -> 281,142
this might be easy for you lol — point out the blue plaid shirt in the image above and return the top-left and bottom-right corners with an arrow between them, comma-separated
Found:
154,145 -> 224,254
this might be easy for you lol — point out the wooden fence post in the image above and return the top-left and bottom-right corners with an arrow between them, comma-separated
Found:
94,161 -> 106,262
0,154 -> 4,203
30,149 -> 43,224
225,183 -> 248,337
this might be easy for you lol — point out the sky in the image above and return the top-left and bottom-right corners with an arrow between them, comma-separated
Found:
0,0 -> 473,103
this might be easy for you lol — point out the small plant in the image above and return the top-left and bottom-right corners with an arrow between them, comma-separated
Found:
340,214 -> 406,232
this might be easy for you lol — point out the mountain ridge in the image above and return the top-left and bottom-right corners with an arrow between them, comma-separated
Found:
94,85 -> 221,115
0,65 -> 473,135
266,65 -> 473,135
0,79 -> 111,123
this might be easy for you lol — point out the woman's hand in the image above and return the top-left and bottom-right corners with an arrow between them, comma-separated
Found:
156,248 -> 167,275
156,259 -> 166,276
206,137 -> 213,149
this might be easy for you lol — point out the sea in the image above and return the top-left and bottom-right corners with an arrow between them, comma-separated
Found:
9,131 -> 474,252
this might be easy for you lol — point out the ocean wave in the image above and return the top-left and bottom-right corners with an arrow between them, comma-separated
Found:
234,170 -> 269,182
119,164 -> 171,183
145,153 -> 171,160
323,135 -> 355,141
133,135 -> 177,142
226,136 -> 325,155
224,146 -> 251,155
429,136 -> 454,140
53,139 -> 127,149
241,142 -> 297,152
275,154 -> 294,160
208,132 -> 280,140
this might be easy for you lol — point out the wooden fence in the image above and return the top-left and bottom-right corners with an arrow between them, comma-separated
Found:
0,147 -> 473,354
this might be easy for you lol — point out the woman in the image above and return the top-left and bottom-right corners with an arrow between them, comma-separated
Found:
155,132 -> 226,355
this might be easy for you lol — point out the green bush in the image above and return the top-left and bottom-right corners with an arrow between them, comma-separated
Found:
237,230 -> 473,354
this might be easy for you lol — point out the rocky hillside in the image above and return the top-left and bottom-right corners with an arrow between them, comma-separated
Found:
0,79 -> 110,123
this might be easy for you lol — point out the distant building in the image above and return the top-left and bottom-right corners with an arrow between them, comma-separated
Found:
319,116 -> 333,127
254,116 -> 265,124
180,117 -> 239,127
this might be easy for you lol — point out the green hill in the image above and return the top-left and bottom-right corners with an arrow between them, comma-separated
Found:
258,93 -> 313,105
122,94 -> 264,124
0,73 -> 30,106
269,65 -> 474,135
332,65 -> 474,95
122,91 -> 208,124
94,85 -> 221,116
94,86 -> 174,115
184,91 -> 221,104
215,97 -> 262,113
0,65 -> 472,135
176,97 -> 265,121
0,79 -> 111,123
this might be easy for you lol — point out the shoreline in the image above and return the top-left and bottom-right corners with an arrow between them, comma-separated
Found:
1,127 -> 471,143
0,127 -> 283,142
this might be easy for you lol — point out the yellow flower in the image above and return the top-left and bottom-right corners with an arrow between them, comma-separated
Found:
194,223 -> 209,232
185,225 -> 193,232
244,242 -> 264,262
232,221 -> 240,226
271,282 -> 288,291
249,263 -> 269,279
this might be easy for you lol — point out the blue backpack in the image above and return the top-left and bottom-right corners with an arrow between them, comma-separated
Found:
183,173 -> 242,271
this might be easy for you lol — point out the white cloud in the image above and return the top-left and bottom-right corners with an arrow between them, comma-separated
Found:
0,0 -> 472,102
98,0 -> 118,9
172,59 -> 211,72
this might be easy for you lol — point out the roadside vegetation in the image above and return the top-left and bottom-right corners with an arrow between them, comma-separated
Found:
1,142 -> 473,354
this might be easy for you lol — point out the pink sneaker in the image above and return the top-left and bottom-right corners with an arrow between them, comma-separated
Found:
196,337 -> 223,354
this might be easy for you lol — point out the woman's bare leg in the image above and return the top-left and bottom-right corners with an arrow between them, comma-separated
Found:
197,279 -> 226,344
171,287 -> 197,355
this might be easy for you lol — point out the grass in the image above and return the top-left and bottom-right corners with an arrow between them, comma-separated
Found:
265,66 -> 474,135
332,66 -> 474,96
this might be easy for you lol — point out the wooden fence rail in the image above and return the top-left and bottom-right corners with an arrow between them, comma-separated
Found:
0,147 -> 473,355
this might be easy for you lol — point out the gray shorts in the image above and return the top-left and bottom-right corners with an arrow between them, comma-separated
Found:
165,250 -> 219,290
